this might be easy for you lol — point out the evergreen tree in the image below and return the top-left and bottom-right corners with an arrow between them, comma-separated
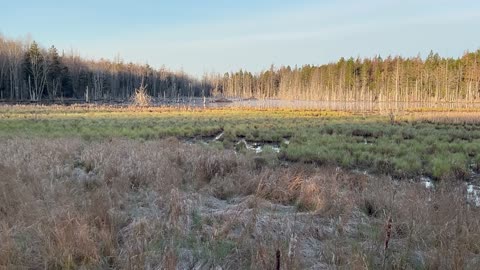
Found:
46,45 -> 62,99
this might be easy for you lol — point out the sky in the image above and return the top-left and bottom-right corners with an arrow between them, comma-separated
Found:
1,0 -> 480,77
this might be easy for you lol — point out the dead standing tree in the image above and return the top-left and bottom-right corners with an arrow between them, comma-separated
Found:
131,80 -> 152,107
24,42 -> 48,101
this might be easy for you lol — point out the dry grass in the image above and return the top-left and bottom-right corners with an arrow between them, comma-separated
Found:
0,138 -> 479,269
130,84 -> 152,107
404,111 -> 480,124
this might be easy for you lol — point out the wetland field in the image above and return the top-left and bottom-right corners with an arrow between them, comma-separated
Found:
1,105 -> 480,269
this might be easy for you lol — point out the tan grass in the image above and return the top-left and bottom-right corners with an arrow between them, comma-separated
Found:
0,138 -> 479,269
404,111 -> 480,124
130,83 -> 152,107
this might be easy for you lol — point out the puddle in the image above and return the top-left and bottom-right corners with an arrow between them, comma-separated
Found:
185,135 -> 283,154
214,132 -> 224,141
468,168 -> 480,182
421,177 -> 434,189
236,139 -> 280,154
467,184 -> 480,207
362,138 -> 375,145
419,176 -> 480,206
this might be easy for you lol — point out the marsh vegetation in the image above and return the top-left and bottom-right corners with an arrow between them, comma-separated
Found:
0,105 -> 480,269
1,106 -> 480,181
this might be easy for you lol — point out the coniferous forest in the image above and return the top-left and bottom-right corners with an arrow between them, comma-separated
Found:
0,36 -> 207,102
1,35 -> 479,104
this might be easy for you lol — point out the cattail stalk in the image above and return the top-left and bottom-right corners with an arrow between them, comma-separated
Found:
383,216 -> 393,268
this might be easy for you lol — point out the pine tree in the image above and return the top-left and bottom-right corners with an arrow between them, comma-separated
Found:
46,45 -> 62,99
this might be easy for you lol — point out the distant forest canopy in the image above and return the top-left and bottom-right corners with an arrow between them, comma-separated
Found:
0,36 -> 209,101
1,35 -> 479,103
215,51 -> 480,103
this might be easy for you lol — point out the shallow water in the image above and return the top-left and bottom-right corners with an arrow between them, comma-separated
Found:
421,177 -> 434,189
467,184 -> 480,207
214,132 -> 224,141
420,176 -> 480,206
236,139 -> 281,154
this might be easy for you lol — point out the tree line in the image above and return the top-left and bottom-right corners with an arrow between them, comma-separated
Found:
1,35 -> 479,104
212,51 -> 480,104
0,35 -> 208,102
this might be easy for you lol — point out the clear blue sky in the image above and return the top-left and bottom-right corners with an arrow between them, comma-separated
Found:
1,0 -> 479,77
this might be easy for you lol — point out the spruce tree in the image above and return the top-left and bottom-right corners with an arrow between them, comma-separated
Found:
46,45 -> 62,99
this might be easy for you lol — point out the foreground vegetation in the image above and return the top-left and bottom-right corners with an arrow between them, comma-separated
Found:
1,105 -> 480,181
0,138 -> 479,269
